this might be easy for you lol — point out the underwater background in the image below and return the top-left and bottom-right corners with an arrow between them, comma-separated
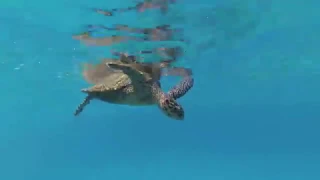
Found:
1,0 -> 319,179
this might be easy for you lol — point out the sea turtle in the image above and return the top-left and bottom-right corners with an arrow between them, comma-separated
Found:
74,57 -> 193,120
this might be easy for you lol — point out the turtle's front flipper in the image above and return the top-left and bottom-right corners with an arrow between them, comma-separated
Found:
111,51 -> 137,63
107,63 -> 145,81
167,76 -> 194,100
119,54 -> 137,64
151,83 -> 184,120
74,95 -> 92,116
164,67 -> 194,100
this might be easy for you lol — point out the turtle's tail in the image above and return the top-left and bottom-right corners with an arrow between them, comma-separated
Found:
74,95 -> 92,116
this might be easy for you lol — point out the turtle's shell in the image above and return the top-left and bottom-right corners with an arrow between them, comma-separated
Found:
81,59 -> 159,105
82,58 -> 162,85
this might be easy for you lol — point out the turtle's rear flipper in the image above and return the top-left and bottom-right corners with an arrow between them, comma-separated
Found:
74,95 -> 92,116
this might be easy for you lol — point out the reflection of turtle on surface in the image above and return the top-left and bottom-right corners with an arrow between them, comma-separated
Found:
140,46 -> 184,60
72,31 -> 144,46
74,57 -> 193,120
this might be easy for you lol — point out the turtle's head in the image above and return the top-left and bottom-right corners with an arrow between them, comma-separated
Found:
159,95 -> 184,120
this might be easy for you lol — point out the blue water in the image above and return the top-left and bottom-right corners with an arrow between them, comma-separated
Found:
1,0 -> 319,179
